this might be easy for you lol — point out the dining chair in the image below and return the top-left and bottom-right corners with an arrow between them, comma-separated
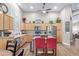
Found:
46,38 -> 57,56
15,49 -> 24,56
6,40 -> 17,56
35,38 -> 46,56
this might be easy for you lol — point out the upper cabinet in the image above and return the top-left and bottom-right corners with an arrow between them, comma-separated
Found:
21,23 -> 50,31
21,23 -> 26,30
29,23 -> 35,30
41,23 -> 48,30
4,14 -> 10,30
0,13 -> 13,30
0,14 -> 3,30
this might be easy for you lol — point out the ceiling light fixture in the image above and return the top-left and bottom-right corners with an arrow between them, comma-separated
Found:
42,10 -> 46,13
54,6 -> 57,9
17,3 -> 21,6
30,6 -> 34,9
77,4 -> 79,7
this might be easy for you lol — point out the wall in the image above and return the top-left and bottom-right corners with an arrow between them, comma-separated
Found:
23,12 -> 59,23
60,7 -> 72,46
72,10 -> 79,33
72,15 -> 79,34
5,3 -> 23,36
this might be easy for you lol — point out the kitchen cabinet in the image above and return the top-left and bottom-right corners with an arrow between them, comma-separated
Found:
0,13 -> 13,30
41,23 -> 48,30
0,14 -> 3,30
21,23 -> 26,30
4,14 -> 10,30
25,23 -> 29,30
25,23 -> 35,30
0,38 -> 2,49
21,23 -> 52,31
29,23 -> 35,30
55,23 -> 62,43
0,37 -> 14,50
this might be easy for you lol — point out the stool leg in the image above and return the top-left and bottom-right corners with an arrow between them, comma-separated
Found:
55,49 -> 56,56
36,49 -> 37,56
52,49 -> 54,55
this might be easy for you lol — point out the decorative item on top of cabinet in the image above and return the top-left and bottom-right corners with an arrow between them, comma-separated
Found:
49,20 -> 53,24
42,21 -> 44,23
22,17 -> 26,23
56,17 -> 61,23
33,21 -> 35,23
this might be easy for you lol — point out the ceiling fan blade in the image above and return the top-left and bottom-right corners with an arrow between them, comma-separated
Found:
42,3 -> 45,9
46,8 -> 52,10
43,3 -> 45,6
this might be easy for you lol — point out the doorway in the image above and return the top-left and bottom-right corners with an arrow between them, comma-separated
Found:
72,14 -> 79,49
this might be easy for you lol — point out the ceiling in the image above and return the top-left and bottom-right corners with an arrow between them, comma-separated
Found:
17,3 -> 79,13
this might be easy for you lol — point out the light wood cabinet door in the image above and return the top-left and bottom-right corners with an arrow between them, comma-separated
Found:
21,23 -> 26,30
0,38 -> 2,49
30,24 -> 35,30
28,24 -> 31,30
4,15 -> 10,30
56,23 -> 62,43
0,14 -> 3,30
26,24 -> 29,30
41,24 -> 48,30
1,37 -> 14,50
9,17 -> 13,30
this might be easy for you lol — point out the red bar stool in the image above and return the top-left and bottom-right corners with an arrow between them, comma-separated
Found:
46,38 -> 57,56
35,38 -> 46,56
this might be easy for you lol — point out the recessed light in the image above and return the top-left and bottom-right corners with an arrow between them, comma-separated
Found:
17,3 -> 21,6
42,10 -> 46,13
54,6 -> 57,9
77,4 -> 79,7
30,6 -> 34,9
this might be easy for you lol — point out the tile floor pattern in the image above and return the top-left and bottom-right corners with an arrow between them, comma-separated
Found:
24,39 -> 79,56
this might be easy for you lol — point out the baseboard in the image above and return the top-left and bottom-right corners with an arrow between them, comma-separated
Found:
62,42 -> 70,47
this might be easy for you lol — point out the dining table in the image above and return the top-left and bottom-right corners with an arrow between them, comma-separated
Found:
0,50 -> 13,56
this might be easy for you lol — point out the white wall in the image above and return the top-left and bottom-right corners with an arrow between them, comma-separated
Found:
23,12 -> 59,23
5,3 -> 23,36
60,7 -> 72,46
72,11 -> 79,34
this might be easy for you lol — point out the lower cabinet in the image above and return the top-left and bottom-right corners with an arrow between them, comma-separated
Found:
0,38 -> 3,49
0,37 -> 14,50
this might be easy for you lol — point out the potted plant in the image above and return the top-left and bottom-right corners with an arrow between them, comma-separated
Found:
49,20 -> 53,24
56,17 -> 61,23
33,21 -> 35,23
42,21 -> 44,23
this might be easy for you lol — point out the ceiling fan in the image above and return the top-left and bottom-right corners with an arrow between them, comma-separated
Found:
38,3 -> 52,13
